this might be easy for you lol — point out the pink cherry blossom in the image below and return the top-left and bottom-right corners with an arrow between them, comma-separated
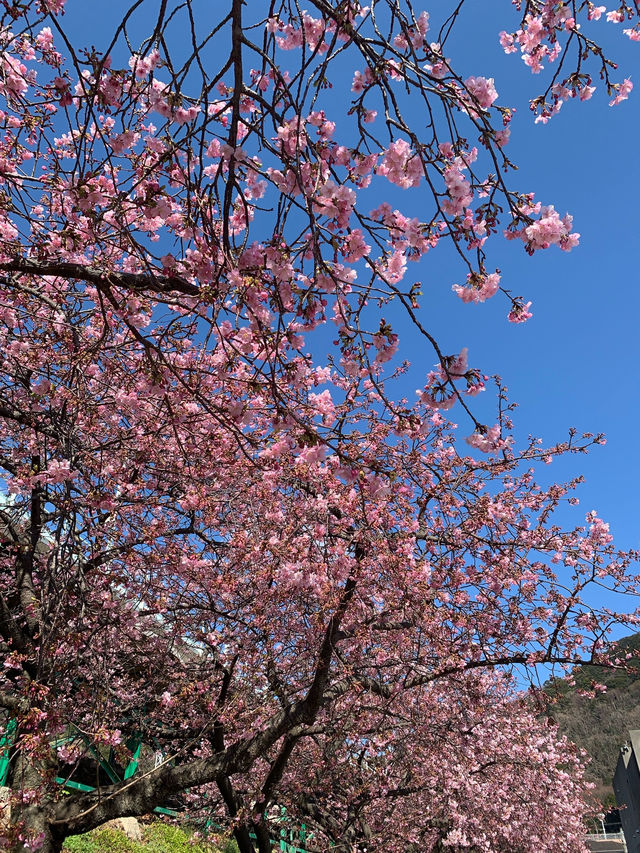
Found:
377,139 -> 422,188
453,271 -> 501,304
0,3 -> 634,850
521,205 -> 580,251
610,77 -> 633,105
464,75 -> 499,108
589,6 -> 607,21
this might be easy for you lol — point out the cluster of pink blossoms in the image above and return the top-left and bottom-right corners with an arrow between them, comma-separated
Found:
393,10 -> 430,50
499,7 -> 572,74
507,300 -> 533,324
441,159 -> 473,216
313,181 -> 356,230
370,203 -> 438,258
128,49 -> 162,77
276,117 -> 308,156
464,75 -> 499,109
417,348 -> 485,412
466,424 -> 509,453
273,12 -> 329,52
377,139 -> 422,188
515,205 -> 580,252
307,109 -> 336,141
0,51 -> 30,99
610,77 -> 634,105
452,272 -> 501,304
37,0 -> 65,11
603,5 -> 640,38
342,229 -> 371,262
437,145 -> 481,219
500,2 -> 637,118
371,328 -> 399,363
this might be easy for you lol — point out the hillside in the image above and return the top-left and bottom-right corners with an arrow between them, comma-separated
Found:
545,634 -> 640,801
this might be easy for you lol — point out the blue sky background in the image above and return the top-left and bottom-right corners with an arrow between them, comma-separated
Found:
61,2 -> 640,619
397,4 -> 640,630
427,6 -> 640,558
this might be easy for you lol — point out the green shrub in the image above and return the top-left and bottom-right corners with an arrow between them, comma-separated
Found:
143,822 -> 208,852
63,820 -> 226,853
63,826 -> 143,853
220,838 -> 240,853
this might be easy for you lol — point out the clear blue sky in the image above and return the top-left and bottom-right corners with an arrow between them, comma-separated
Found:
427,6 -> 640,558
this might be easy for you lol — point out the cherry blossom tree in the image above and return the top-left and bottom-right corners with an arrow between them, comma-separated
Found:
0,1 -> 638,851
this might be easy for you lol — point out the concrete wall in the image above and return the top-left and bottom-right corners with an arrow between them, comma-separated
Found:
614,731 -> 640,853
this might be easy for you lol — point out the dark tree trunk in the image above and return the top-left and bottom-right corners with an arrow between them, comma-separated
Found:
251,820 -> 273,853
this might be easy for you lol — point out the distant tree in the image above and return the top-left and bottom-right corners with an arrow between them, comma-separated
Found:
545,633 -> 640,799
0,2 -> 638,851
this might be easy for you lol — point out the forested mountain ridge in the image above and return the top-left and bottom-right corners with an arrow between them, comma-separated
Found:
545,634 -> 640,801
